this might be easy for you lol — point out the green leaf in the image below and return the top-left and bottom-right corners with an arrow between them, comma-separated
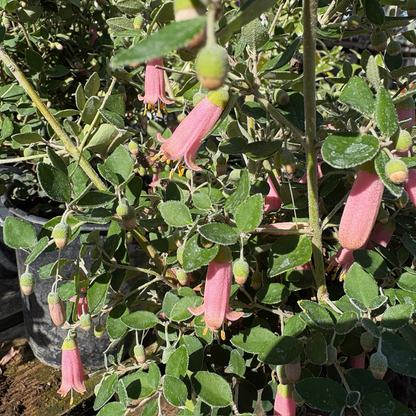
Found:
242,140 -> 282,161
353,249 -> 389,279
192,371 -> 232,408
260,38 -> 300,72
360,393 -> 401,416
142,400 -> 158,416
87,124 -> 120,155
321,132 -> 379,169
345,368 -> 391,397
268,235 -> 312,277
84,72 -> 100,98
106,304 -> 129,339
1,117 -> 13,139
231,327 -> 276,354
94,374 -> 118,410
256,283 -> 289,305
163,375 -> 188,407
121,311 -> 160,330
81,96 -> 101,125
47,147 -> 68,175
96,402 -> 127,416
166,345 -> 188,377
159,201 -> 192,227
382,304 -> 412,330
100,109 -> 124,129
182,233 -> 219,272
37,162 -> 71,203
295,378 -> 347,412
11,132 -> 42,145
169,296 -> 203,322
17,5 -> 42,24
116,0 -> 144,14
259,336 -> 303,365
104,145 -> 133,184
365,0 -> 385,25
335,311 -> 358,335
374,150 -> 403,198
26,49 -> 44,72
179,335 -> 204,372
339,76 -> 375,116
382,332 -> 416,377
88,273 -> 111,315
225,170 -> 250,213
299,300 -> 334,330
344,263 -> 379,309
229,350 -> 245,377
3,217 -> 36,249
75,85 -> 86,111
235,194 -> 264,232
77,191 -> 116,207
306,331 -> 328,365
113,17 -> 206,66
107,16 -> 135,32
216,0 -> 278,39
397,272 -> 416,292
282,314 -> 306,337
197,223 -> 239,246
24,236 -> 49,264
219,136 -> 247,154
192,192 -> 212,210
375,87 -> 399,137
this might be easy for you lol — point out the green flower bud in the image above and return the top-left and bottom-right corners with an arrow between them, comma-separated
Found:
177,245 -> 185,265
360,332 -> 377,352
385,159 -> 408,184
347,14 -> 361,29
370,31 -> 387,52
134,344 -> 146,364
79,312 -> 92,331
23,147 -> 34,157
176,268 -> 188,285
133,15 -> 144,29
369,351 -> 388,379
52,222 -> 71,249
251,271 -> 262,290
48,292 -> 66,326
386,40 -> 401,56
177,113 -> 186,123
275,89 -> 290,106
20,272 -> 35,295
196,45 -> 229,91
233,260 -> 249,285
128,140 -> 139,155
94,323 -> 105,338
393,129 -> 412,152
325,345 -> 338,366
275,148 -> 296,174
285,359 -> 301,383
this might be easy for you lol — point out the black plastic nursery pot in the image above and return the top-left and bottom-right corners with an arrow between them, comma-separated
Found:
8,205 -> 145,370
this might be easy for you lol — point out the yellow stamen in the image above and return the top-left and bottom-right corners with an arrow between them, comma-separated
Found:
220,330 -> 226,340
202,327 -> 208,336
151,152 -> 162,162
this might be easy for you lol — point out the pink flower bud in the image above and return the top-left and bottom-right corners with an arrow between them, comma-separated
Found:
339,169 -> 384,250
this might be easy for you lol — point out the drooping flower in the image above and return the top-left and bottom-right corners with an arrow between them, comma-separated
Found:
57,334 -> 88,403
70,287 -> 88,319
327,247 -> 355,280
338,168 -> 384,250
264,177 -> 282,212
188,246 -> 243,336
366,220 -> 395,250
159,88 -> 229,171
138,58 -> 174,116
274,384 -> 296,416
350,354 -> 366,369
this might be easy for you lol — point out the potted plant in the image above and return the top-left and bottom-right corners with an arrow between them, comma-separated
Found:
1,0 -> 416,415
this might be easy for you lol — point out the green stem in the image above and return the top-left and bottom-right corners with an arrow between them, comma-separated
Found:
303,0 -> 328,303
0,46 -> 107,191
130,228 -> 165,274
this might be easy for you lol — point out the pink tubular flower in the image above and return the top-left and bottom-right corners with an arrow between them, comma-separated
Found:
274,384 -> 296,416
327,247 -> 355,280
188,247 -> 243,334
264,177 -> 282,212
57,336 -> 88,403
366,221 -> 395,250
350,355 -> 366,369
70,287 -> 88,318
138,58 -> 174,115
338,169 -> 384,250
405,169 -> 416,206
159,88 -> 229,171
